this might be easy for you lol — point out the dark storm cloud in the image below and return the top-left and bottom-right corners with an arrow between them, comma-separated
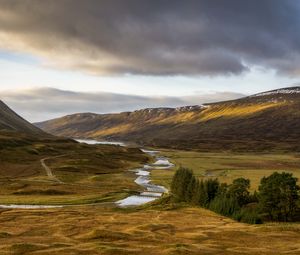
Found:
0,88 -> 245,122
0,0 -> 300,75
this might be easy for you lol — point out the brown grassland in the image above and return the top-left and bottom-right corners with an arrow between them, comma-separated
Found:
1,140 -> 300,254
0,138 -> 149,205
0,204 -> 299,255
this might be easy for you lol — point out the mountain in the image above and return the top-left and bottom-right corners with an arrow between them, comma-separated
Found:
0,100 -> 45,136
0,98 -> 149,182
35,87 -> 300,152
0,100 -> 52,150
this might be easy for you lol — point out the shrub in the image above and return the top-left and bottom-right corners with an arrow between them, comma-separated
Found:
233,207 -> 262,224
209,194 -> 240,217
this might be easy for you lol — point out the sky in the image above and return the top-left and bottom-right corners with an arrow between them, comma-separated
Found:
0,0 -> 300,122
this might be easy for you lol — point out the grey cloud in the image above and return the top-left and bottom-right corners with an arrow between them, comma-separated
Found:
0,88 -> 245,122
0,1 -> 300,76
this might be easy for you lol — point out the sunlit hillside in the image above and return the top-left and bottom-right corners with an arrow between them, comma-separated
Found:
36,87 -> 300,152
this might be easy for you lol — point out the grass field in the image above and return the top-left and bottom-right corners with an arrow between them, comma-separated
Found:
0,140 -> 149,205
2,144 -> 300,203
1,143 -> 300,254
151,149 -> 300,191
0,204 -> 299,255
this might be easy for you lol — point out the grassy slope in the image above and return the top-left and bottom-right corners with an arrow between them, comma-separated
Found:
35,89 -> 300,152
0,206 -> 299,255
0,135 -> 149,205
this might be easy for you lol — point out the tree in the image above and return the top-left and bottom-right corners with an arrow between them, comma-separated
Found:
192,180 -> 208,206
204,178 -> 220,206
258,172 -> 299,221
171,167 -> 194,201
228,178 -> 250,206
185,175 -> 197,202
171,168 -> 219,205
170,169 -> 181,196
209,194 -> 240,217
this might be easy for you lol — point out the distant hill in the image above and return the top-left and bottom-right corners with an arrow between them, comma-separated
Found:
35,87 -> 300,152
0,100 -> 45,136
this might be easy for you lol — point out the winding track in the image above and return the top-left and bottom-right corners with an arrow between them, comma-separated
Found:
0,143 -> 172,209
40,155 -> 108,189
0,154 -> 115,209
40,155 -> 66,183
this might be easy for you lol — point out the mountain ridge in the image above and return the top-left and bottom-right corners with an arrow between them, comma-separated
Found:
0,99 -> 46,136
35,87 -> 300,152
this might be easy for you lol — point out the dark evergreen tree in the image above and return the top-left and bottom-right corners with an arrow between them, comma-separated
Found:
233,207 -> 262,224
191,180 -> 200,205
191,180 -> 208,206
204,178 -> 220,206
185,175 -> 197,202
258,172 -> 300,221
170,169 -> 180,195
248,190 -> 259,203
209,194 -> 240,217
227,178 -> 250,206
169,167 -> 300,224
199,180 -> 208,206
171,167 -> 194,201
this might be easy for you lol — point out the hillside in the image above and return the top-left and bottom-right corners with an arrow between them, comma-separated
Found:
0,100 -> 45,135
35,87 -> 300,152
0,99 -> 55,150
0,99 -> 149,204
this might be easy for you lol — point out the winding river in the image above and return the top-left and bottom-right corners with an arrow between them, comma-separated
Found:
116,149 -> 174,207
0,140 -> 173,209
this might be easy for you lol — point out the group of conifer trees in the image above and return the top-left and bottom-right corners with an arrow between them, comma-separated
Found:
170,167 -> 300,224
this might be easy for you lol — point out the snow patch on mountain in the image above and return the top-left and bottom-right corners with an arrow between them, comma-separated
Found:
133,104 -> 209,114
251,87 -> 300,97
175,105 -> 209,112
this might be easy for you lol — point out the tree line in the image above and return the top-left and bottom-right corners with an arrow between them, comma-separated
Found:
171,167 -> 300,224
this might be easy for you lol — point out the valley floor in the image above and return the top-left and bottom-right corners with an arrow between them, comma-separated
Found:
0,206 -> 299,255
151,149 -> 300,191
1,144 -> 300,254
0,141 -> 149,206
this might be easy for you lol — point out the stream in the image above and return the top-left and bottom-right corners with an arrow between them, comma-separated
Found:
116,149 -> 174,207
